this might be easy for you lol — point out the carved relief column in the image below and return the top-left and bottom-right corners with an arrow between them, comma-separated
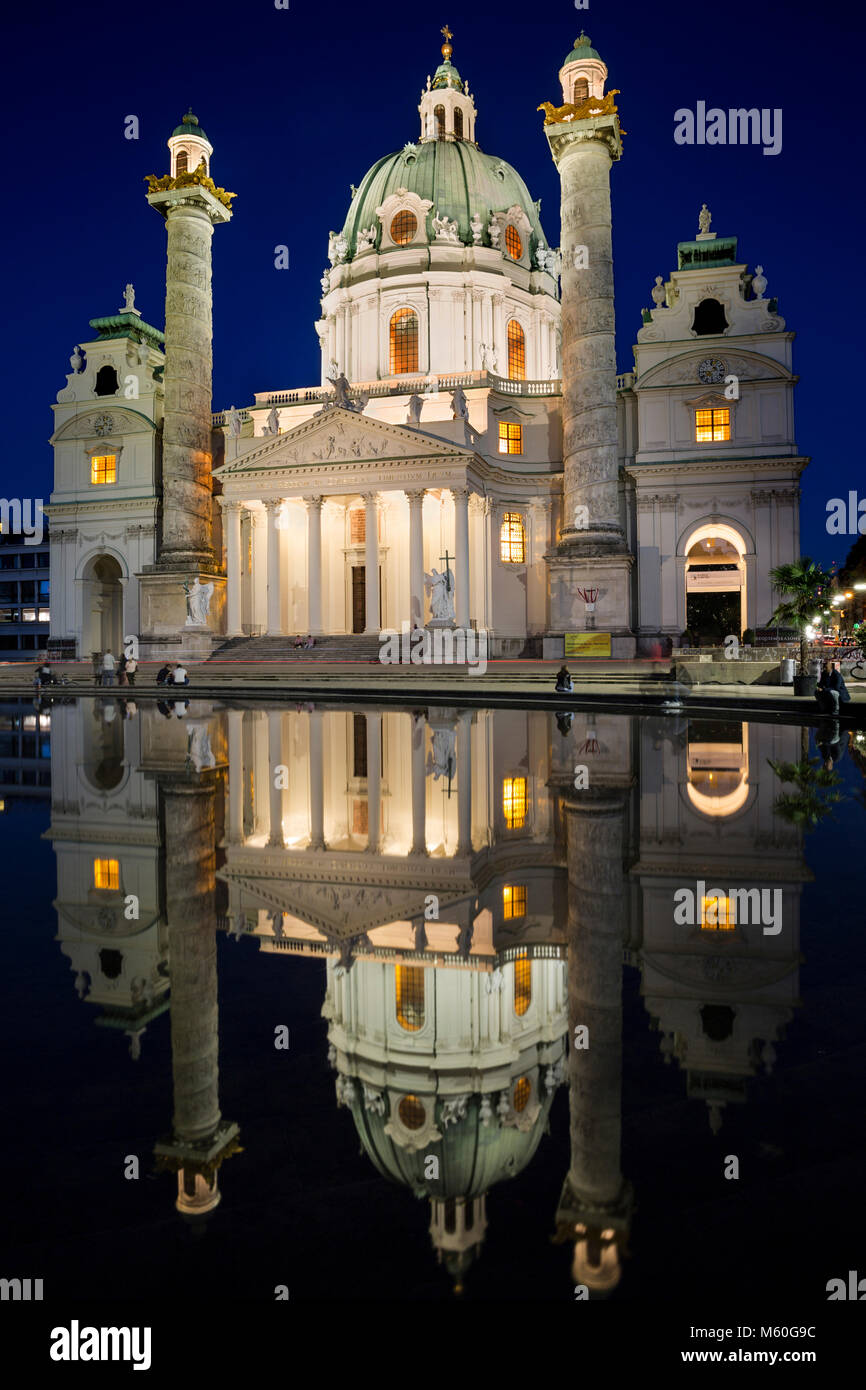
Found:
453,488 -> 471,629
363,492 -> 380,635
306,496 -> 324,635
265,499 -> 284,636
365,711 -> 381,854
221,500 -> 244,637
407,489 -> 426,628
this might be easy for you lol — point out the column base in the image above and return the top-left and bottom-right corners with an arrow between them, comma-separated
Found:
137,571 -> 226,660
546,550 -> 634,653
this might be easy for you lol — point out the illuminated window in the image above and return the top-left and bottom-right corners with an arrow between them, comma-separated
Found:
500,512 -> 526,563
389,308 -> 419,375
93,858 -> 119,891
390,210 -> 417,246
513,1076 -> 531,1111
22,608 -> 36,622
514,951 -> 532,1016
573,78 -> 589,103
701,894 -> 735,930
398,1095 -> 425,1130
91,454 -> 117,485
498,422 -> 523,455
695,408 -> 731,443
349,508 -> 366,544
504,225 -> 523,260
506,319 -> 525,380
175,149 -> 188,174
38,608 -> 50,622
503,885 -> 526,919
502,776 -> 527,829
434,105 -> 446,138
396,964 -> 425,1030
454,108 -> 463,140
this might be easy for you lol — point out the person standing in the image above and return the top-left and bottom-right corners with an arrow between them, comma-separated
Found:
125,654 -> 138,687
101,649 -> 116,687
117,653 -> 128,687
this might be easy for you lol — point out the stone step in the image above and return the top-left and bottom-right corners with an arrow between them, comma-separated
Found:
209,635 -> 383,662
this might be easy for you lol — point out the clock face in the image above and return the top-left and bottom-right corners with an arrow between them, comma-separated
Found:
698,357 -> 726,385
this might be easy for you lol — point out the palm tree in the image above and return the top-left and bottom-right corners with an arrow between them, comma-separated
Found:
768,557 -> 834,676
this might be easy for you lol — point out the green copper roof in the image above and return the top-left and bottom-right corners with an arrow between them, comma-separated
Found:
432,59 -> 463,91
677,236 -> 739,270
341,138 -> 549,256
171,107 -> 209,141
88,313 -> 165,350
562,30 -> 602,66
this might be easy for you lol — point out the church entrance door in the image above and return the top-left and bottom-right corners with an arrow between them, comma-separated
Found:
351,566 -> 366,634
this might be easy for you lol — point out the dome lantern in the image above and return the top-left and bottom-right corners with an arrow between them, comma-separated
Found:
558,30 -> 609,107
419,26 -> 477,144
167,107 -> 214,180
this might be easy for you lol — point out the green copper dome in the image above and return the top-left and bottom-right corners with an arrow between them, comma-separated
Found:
341,138 -> 549,257
562,31 -> 602,66
171,108 -> 209,141
432,59 -> 463,91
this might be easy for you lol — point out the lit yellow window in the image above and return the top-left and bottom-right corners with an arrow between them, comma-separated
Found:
500,512 -> 526,563
701,894 -> 735,930
390,210 -> 417,245
506,320 -> 525,380
513,951 -> 531,1016
513,1076 -> 531,1111
503,776 -> 527,829
395,964 -> 425,1030
503,884 -> 526,919
498,422 -> 523,455
91,454 -> 117,485
398,1094 -> 425,1129
504,225 -> 523,260
93,858 -> 119,890
389,307 -> 419,375
695,408 -> 730,443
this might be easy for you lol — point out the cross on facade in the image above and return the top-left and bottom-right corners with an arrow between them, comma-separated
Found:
440,549 -> 454,591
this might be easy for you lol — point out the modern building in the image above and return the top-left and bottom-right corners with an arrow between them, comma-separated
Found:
0,527 -> 50,659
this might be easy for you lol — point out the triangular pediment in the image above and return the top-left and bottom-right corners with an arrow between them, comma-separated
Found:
224,869 -> 474,938
215,406 -> 474,477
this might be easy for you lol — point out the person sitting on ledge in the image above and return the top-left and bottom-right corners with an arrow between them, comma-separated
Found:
555,665 -> 574,694
172,663 -> 189,687
303,634 -> 315,649
815,660 -> 850,715
293,635 -> 304,648
156,664 -> 172,686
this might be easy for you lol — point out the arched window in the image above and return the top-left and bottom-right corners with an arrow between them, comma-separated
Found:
434,105 -> 446,138
454,108 -> 463,140
502,775 -> 527,829
504,225 -> 523,260
513,1076 -> 531,1111
175,149 -> 188,175
573,78 -> 589,104
389,307 -> 419,374
95,365 -> 118,396
396,964 -> 425,1030
500,512 -> 526,563
692,298 -> 728,336
390,210 -> 417,245
506,319 -> 525,380
514,951 -> 532,1016
398,1095 -> 426,1130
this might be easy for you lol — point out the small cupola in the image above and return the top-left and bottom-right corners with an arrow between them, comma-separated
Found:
419,26 -> 477,144
559,30 -> 608,106
167,108 -> 214,179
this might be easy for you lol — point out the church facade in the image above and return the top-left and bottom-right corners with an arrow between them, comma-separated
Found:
47,30 -> 806,661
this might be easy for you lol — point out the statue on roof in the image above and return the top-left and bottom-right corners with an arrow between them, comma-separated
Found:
122,283 -> 136,313
698,203 -> 712,235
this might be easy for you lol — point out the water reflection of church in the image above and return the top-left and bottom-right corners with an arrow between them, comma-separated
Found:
48,699 -> 809,1292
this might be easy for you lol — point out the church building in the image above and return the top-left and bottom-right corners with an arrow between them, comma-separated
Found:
47,30 -> 806,661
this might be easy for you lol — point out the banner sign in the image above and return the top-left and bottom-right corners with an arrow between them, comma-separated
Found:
565,632 -> 612,658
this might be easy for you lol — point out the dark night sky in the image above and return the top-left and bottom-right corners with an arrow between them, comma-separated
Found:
6,0 -> 863,567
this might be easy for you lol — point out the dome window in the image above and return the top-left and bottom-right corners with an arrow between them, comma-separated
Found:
396,964 -> 425,1030
513,1077 -> 531,1112
692,297 -> 728,336
398,1095 -> 426,1130
573,78 -> 589,104
506,320 -> 526,380
175,149 -> 189,175
389,308 -> 419,375
513,951 -> 532,1016
504,225 -> 523,261
454,108 -> 464,140
434,105 -> 446,138
390,210 -> 417,246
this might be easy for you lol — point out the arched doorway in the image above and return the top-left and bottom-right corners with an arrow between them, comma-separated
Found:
82,554 -> 123,658
682,524 -> 747,644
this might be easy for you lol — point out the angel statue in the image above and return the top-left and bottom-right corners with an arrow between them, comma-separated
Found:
184,577 -> 215,627
424,566 -> 455,623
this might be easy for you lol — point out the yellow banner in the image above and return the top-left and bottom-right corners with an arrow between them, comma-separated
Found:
565,632 -> 612,658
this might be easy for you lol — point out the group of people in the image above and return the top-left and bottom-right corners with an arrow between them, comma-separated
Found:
292,635 -> 316,649
93,650 -> 138,687
156,663 -> 189,687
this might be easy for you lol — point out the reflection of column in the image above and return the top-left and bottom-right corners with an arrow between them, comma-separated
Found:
411,718 -> 427,855
222,500 -> 244,636
266,499 -> 284,636
227,709 -> 244,843
366,711 -> 381,853
364,493 -> 380,634
556,789 -> 633,1292
457,710 -> 472,856
251,511 -> 266,633
407,490 -> 425,628
309,709 -> 325,849
454,488 -> 471,629
267,711 -> 283,848
306,496 -> 324,635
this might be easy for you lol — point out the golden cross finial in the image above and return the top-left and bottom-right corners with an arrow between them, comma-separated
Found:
441,24 -> 453,43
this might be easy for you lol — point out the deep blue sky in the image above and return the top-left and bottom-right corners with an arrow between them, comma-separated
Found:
7,0 -> 862,567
